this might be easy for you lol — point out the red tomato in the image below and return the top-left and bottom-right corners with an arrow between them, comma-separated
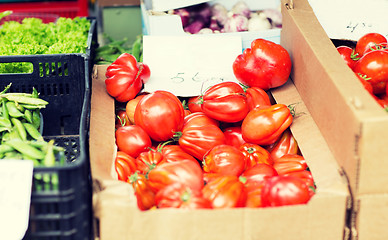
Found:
261,175 -> 312,207
115,151 -> 137,181
201,81 -> 249,123
223,126 -> 246,149
157,144 -> 200,165
283,170 -> 315,192
178,124 -> 226,160
128,172 -> 155,211
336,46 -> 358,69
355,74 -> 374,95
272,154 -> 307,175
353,50 -> 388,83
187,96 -> 203,113
147,160 -> 204,193
203,144 -> 246,176
105,53 -> 150,102
371,81 -> 387,95
155,182 -> 212,209
135,150 -> 166,174
183,112 -> 219,129
241,104 -> 293,146
239,143 -> 273,169
233,38 -> 292,90
266,129 -> 299,160
364,42 -> 388,55
355,33 -> 387,57
202,175 -> 247,208
134,90 -> 185,142
245,86 -> 272,110
115,110 -> 131,129
115,125 -> 152,158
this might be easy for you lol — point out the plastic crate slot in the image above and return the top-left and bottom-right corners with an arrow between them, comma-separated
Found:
0,61 -> 33,74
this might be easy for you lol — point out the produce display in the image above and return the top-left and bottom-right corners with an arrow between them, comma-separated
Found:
167,1 -> 282,34
106,38 -> 316,210
336,32 -> 388,109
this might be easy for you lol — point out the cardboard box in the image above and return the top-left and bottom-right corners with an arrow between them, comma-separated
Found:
90,65 -> 349,240
140,0 -> 282,48
280,0 -> 388,239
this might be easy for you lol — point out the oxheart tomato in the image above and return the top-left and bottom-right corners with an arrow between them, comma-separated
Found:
261,175 -> 312,207
134,90 -> 185,142
157,144 -> 199,164
245,86 -> 272,110
105,53 -> 150,102
239,143 -> 273,169
183,112 -> 219,129
128,172 -> 155,211
223,126 -> 246,149
177,124 -> 226,160
187,96 -> 203,113
203,144 -> 246,176
155,182 -> 212,209
241,103 -> 293,146
356,74 -> 374,95
201,81 -> 249,123
115,151 -> 137,181
233,38 -> 292,90
353,50 -> 388,83
115,110 -> 131,129
202,175 -> 247,208
115,125 -> 152,158
266,129 -> 299,160
336,45 -> 358,69
147,160 -> 204,193
135,150 -> 166,174
355,32 -> 387,57
273,154 -> 307,175
283,170 -> 315,193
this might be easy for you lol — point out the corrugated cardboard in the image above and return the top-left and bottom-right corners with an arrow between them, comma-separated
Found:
280,0 -> 388,239
140,0 -> 282,48
90,65 -> 349,240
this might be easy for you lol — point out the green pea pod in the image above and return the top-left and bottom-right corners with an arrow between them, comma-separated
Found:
3,151 -> 22,160
24,109 -> 33,123
0,144 -> 14,154
8,126 -> 21,140
32,110 -> 41,129
43,140 -> 56,167
20,104 -> 45,110
6,102 -> 24,118
11,118 -> 27,141
2,131 -> 10,142
28,140 -> 65,152
0,116 -> 12,129
15,102 -> 24,112
32,88 -> 39,98
23,123 -> 43,141
21,153 -> 41,166
4,95 -> 48,106
1,98 -> 9,120
5,139 -> 45,160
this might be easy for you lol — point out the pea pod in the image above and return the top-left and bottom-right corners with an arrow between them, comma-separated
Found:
0,144 -> 14,154
11,118 -> 27,141
5,139 -> 45,160
3,95 -> 48,106
8,126 -> 21,140
24,109 -> 33,123
20,104 -> 46,110
43,140 -> 56,167
0,116 -> 12,129
1,98 -> 9,120
28,140 -> 65,152
32,110 -> 41,129
6,102 -> 24,118
23,122 -> 43,141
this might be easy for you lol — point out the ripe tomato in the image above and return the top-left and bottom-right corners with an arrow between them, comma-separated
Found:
202,175 -> 247,208
115,151 -> 137,181
336,46 -> 358,69
155,182 -> 212,209
183,112 -> 219,129
157,144 -> 200,166
223,126 -> 246,149
134,90 -> 185,142
128,172 -> 156,211
135,150 -> 166,174
115,110 -> 131,129
147,160 -> 204,193
261,175 -> 312,207
353,50 -> 388,83
177,124 -> 226,160
187,96 -> 203,113
356,74 -> 374,95
241,103 -> 293,146
201,81 -> 249,123
203,144 -> 246,176
115,125 -> 152,158
355,33 -> 387,57
272,154 -> 307,175
245,86 -> 272,110
239,143 -> 273,169
266,129 -> 299,160
283,170 -> 315,192
233,38 -> 292,90
125,94 -> 146,124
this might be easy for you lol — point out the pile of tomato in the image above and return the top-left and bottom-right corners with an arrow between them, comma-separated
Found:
336,32 -> 388,108
106,38 -> 316,210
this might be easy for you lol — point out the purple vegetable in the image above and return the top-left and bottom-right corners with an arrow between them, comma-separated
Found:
211,3 -> 228,26
174,8 -> 191,28
223,14 -> 249,33
184,20 -> 205,34
231,1 -> 251,18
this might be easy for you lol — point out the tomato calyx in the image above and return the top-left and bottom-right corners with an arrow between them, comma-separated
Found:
350,49 -> 360,61
180,189 -> 192,202
287,102 -> 300,117
238,176 -> 247,184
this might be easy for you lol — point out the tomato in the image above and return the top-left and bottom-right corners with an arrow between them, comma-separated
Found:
135,150 -> 166,174
105,53 -> 150,102
187,96 -> 203,113
201,81 -> 249,123
115,125 -> 152,158
355,33 -> 387,57
128,172 -> 156,211
202,175 -> 247,208
353,50 -> 388,83
241,163 -> 278,208
239,143 -> 273,169
272,154 -> 307,175
245,86 -> 272,110
241,103 -> 293,146
233,38 -> 292,90
356,74 -> 374,95
203,144 -> 246,176
364,42 -> 388,55
134,90 -> 185,142
261,175 -> 312,207
177,124 -> 226,160
115,151 -> 137,181
336,46 -> 358,69
266,129 -> 299,160
157,144 -> 200,166
183,112 -> 219,129
115,110 -> 131,129
223,126 -> 246,149
283,170 -> 315,192
125,94 -> 146,124
371,81 -> 387,95
155,182 -> 212,209
147,160 -> 204,193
